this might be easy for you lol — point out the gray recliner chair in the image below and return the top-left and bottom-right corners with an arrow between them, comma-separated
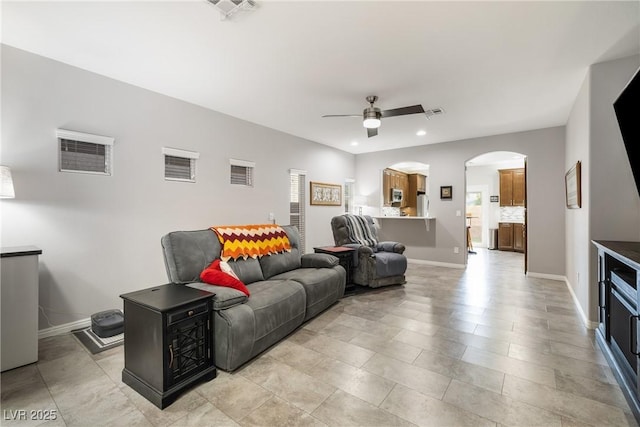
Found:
330,214 -> 407,288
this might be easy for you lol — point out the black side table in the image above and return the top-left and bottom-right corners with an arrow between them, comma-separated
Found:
314,246 -> 356,294
120,284 -> 216,409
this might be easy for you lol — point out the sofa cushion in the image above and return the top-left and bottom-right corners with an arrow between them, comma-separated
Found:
227,258 -> 265,284
161,230 -> 220,284
200,259 -> 250,296
186,282 -> 248,310
271,266 -> 345,320
245,279 -> 306,344
301,253 -> 339,269
259,249 -> 302,279
374,251 -> 407,277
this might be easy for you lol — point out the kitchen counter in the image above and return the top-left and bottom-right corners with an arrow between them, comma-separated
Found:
374,216 -> 435,220
374,216 -> 436,231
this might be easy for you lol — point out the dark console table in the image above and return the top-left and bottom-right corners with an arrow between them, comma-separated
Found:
120,284 -> 216,409
592,240 -> 640,423
314,246 -> 356,294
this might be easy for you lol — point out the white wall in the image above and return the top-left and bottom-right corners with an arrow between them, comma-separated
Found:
0,46 -> 354,330
565,69 -> 592,324
356,127 -> 566,274
565,54 -> 640,324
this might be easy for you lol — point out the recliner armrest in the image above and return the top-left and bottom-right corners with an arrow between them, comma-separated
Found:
186,282 -> 248,310
340,243 -> 373,267
377,241 -> 406,254
301,253 -> 339,268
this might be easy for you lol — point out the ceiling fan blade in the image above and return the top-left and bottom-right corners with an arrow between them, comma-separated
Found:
367,127 -> 378,138
321,114 -> 361,118
381,104 -> 425,118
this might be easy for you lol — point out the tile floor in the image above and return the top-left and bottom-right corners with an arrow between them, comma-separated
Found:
1,249 -> 637,426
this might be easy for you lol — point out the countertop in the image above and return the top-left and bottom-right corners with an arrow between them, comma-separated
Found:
374,216 -> 436,220
592,240 -> 640,270
1,246 -> 43,258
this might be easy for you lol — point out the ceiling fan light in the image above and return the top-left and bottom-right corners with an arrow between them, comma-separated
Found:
363,118 -> 381,129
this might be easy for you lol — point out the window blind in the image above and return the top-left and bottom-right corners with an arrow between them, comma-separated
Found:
60,139 -> 111,174
230,164 -> 253,186
289,170 -> 306,253
57,129 -> 114,175
165,155 -> 195,181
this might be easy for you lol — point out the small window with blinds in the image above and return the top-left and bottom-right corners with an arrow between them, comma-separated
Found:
230,159 -> 255,187
162,148 -> 199,183
57,129 -> 114,175
290,169 -> 306,253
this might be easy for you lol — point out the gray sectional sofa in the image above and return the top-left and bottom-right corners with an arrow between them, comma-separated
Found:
160,225 -> 345,371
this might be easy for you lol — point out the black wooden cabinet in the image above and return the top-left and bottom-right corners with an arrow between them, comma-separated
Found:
121,284 -> 216,409
593,241 -> 640,424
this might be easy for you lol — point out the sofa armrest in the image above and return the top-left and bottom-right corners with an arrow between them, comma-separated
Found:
377,241 -> 406,254
301,253 -> 340,268
186,282 -> 248,310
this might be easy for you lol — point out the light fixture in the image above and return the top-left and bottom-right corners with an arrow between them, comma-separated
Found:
350,140 -> 359,146
0,166 -> 15,199
416,130 -> 427,136
362,109 -> 381,129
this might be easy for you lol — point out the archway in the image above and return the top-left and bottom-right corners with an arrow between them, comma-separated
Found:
465,151 -> 527,272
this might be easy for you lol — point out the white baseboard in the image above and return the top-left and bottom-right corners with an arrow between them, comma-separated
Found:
527,272 -> 597,329
562,277 -> 598,330
526,271 -> 566,281
408,259 -> 465,269
38,318 -> 91,339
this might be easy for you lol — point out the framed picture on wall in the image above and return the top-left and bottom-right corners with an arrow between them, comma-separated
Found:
440,186 -> 453,200
565,161 -> 581,209
310,181 -> 342,206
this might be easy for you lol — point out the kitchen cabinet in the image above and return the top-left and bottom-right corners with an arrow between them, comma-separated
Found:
382,168 -> 409,207
498,222 -> 524,252
513,223 -> 525,252
498,223 -> 513,250
499,168 -> 525,206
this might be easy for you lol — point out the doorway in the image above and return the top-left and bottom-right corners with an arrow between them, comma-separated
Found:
465,152 -> 527,272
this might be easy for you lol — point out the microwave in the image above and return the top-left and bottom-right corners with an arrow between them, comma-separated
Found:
391,188 -> 403,203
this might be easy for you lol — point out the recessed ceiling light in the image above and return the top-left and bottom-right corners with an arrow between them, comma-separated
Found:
350,141 -> 359,146
416,130 -> 427,136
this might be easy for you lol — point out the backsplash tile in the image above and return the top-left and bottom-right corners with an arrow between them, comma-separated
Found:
500,206 -> 525,223
381,207 -> 401,217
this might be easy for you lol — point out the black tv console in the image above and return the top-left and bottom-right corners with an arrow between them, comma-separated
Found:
593,240 -> 640,424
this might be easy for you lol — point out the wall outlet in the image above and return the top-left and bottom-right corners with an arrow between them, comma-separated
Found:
268,212 -> 275,221
456,210 -> 461,217
454,247 -> 459,254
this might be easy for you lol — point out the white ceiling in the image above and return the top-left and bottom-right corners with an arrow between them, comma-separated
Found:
2,1 -> 639,154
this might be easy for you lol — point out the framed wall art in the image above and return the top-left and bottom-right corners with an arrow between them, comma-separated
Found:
565,161 -> 581,209
440,186 -> 452,200
310,181 -> 342,206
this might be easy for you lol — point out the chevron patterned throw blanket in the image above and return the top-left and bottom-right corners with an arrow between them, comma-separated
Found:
344,215 -> 378,247
211,224 -> 292,261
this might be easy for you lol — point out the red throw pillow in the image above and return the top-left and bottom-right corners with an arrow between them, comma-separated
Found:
200,259 -> 250,296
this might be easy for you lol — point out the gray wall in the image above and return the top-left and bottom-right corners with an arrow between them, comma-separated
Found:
0,45 -> 354,329
566,54 -> 640,324
356,127 -> 566,275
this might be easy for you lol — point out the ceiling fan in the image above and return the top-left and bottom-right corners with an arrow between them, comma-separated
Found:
322,96 -> 443,138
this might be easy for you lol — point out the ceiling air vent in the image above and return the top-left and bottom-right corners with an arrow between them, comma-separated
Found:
425,108 -> 445,119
